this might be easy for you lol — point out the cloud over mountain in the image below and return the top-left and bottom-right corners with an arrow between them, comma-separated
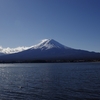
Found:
0,46 -> 30,54
0,39 -> 67,54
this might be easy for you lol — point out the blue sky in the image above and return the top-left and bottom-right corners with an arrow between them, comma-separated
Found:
0,0 -> 100,52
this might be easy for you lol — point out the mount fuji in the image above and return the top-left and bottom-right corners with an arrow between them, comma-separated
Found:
0,39 -> 100,62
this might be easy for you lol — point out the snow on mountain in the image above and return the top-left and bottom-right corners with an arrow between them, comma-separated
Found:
32,39 -> 71,50
0,39 -> 71,54
0,39 -> 100,62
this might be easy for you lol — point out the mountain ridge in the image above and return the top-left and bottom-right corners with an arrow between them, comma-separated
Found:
0,39 -> 100,62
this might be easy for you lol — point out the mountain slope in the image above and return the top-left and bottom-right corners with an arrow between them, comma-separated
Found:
0,39 -> 100,62
32,39 -> 71,50
0,52 -> 5,56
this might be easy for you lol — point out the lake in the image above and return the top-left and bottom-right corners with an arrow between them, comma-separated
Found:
0,62 -> 100,100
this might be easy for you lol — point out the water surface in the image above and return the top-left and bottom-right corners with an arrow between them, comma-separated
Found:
0,62 -> 100,100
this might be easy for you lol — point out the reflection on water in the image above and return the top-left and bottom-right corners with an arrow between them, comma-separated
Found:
0,63 -> 100,100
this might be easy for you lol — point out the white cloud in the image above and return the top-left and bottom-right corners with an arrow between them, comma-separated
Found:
0,39 -> 48,54
0,46 -> 31,54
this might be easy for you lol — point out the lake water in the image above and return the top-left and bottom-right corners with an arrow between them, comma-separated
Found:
0,63 -> 100,100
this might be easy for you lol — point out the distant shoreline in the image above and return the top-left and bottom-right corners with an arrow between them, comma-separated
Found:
0,60 -> 100,63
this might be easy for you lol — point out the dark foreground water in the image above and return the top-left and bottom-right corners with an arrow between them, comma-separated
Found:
0,63 -> 100,100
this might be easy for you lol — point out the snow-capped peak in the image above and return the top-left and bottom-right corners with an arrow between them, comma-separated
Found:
32,39 -> 71,50
0,39 -> 71,54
